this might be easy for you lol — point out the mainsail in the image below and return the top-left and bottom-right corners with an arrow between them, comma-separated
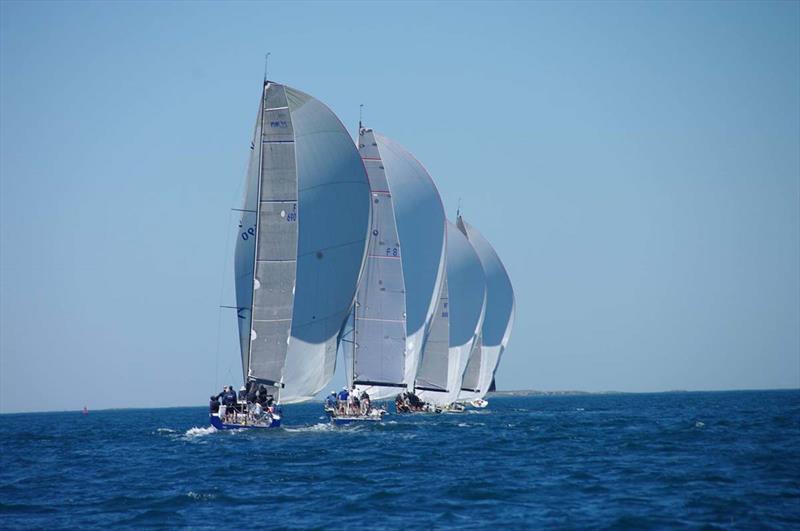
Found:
417,221 -> 486,406
414,269 -> 450,394
459,334 -> 483,397
350,129 -> 446,399
349,128 -> 408,398
234,82 -> 371,403
456,216 -> 515,401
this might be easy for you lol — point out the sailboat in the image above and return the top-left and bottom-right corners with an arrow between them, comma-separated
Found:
210,80 -> 371,430
455,215 -> 515,408
416,221 -> 487,412
342,127 -> 446,414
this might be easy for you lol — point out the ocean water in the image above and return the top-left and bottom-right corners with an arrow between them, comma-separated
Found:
1,390 -> 798,529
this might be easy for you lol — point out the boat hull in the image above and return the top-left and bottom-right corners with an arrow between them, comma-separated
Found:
326,407 -> 385,426
209,414 -> 281,430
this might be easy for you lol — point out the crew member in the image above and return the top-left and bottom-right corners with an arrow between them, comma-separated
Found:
325,391 -> 337,411
337,387 -> 349,414
222,386 -> 237,406
209,395 -> 220,414
359,389 -> 371,414
246,381 -> 258,403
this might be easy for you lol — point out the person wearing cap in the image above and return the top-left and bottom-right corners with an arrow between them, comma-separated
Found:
337,387 -> 349,414
325,391 -> 337,411
337,387 -> 349,402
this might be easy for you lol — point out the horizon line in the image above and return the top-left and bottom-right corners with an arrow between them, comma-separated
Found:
1,386 -> 798,416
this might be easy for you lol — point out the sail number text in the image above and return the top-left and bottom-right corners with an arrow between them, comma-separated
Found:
240,205 -> 297,241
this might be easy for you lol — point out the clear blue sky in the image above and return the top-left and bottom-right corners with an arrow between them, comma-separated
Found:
1,1 -> 798,413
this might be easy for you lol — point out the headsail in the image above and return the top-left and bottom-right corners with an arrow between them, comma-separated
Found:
352,129 -> 446,399
234,82 -> 371,403
418,221 -> 486,406
234,98 -> 263,382
456,216 -> 515,401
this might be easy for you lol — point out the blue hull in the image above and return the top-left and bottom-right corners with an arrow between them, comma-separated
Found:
209,415 -> 281,430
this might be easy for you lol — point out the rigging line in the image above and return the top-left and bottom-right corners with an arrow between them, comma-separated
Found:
213,208 -> 236,391
296,236 -> 367,257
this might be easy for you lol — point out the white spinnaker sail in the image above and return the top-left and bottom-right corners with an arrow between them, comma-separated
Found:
353,130 -> 446,400
235,82 -> 370,403
418,221 -> 486,406
456,216 -> 515,400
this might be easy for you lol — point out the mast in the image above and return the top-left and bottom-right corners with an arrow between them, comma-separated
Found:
351,298 -> 356,389
349,107 -> 361,391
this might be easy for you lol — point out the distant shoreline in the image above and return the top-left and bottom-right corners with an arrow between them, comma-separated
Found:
1,387 -> 798,415
489,387 -> 800,397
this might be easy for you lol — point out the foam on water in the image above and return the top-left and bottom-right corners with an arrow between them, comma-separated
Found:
283,422 -> 333,433
183,425 -> 217,439
186,491 -> 216,501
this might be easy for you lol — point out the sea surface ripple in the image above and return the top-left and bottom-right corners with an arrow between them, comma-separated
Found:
1,390 -> 798,529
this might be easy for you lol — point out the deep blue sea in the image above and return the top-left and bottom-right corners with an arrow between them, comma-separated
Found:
1,390 -> 799,529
